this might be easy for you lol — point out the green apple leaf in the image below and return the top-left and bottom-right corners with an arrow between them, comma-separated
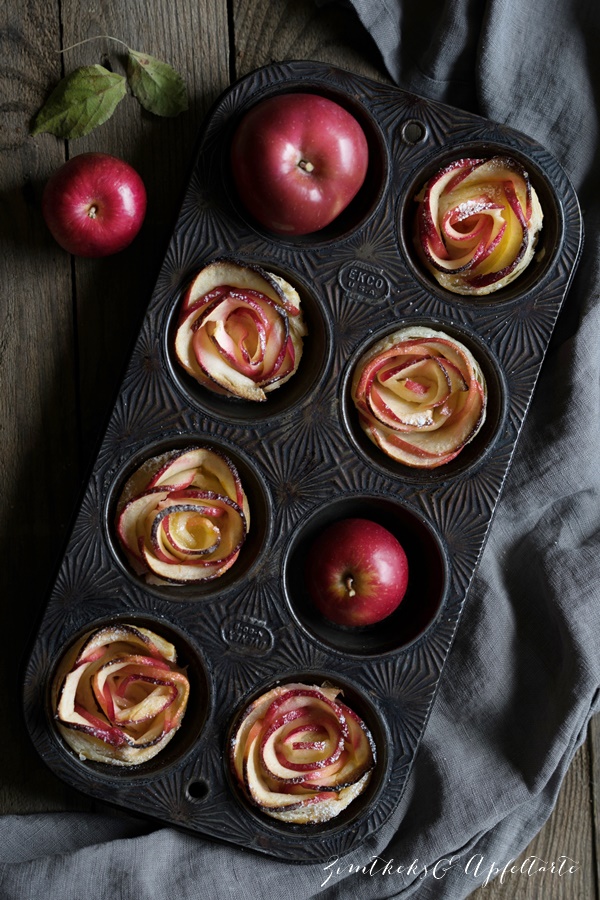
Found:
31,65 -> 127,139
126,50 -> 188,117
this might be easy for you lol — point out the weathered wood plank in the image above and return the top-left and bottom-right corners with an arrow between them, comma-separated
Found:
471,732 -> 596,899
58,0 -> 231,457
0,0 -> 230,813
591,713 -> 600,894
232,0 -> 389,83
0,0 -> 86,811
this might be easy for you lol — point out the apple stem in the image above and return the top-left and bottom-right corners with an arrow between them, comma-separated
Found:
58,35 -> 130,54
298,159 -> 314,173
87,205 -> 98,219
344,575 -> 356,598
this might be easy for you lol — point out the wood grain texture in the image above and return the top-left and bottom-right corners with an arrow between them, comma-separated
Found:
591,714 -> 600,892
0,0 -> 82,812
471,735 -> 597,899
58,0 -> 231,456
232,0 -> 389,83
0,0 -> 229,812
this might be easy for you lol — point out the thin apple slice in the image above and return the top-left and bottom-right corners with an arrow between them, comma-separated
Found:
163,512 -> 221,558
75,624 -> 177,665
147,447 -> 219,489
244,732 -> 308,809
181,258 -> 302,316
230,682 -> 375,824
53,624 -> 190,766
145,446 -> 246,514
198,290 -> 289,378
91,656 -> 175,720
142,544 -> 238,583
115,447 -> 249,585
367,358 -> 453,430
260,711 -> 345,779
149,503 -> 224,564
415,156 -> 543,295
417,159 -> 484,259
101,676 -> 177,726
72,704 -> 130,746
175,258 -> 307,400
363,387 -> 484,467
117,488 -> 171,560
188,298 -> 288,401
183,291 -> 289,400
368,356 -> 468,432
265,772 -> 372,824
304,702 -> 376,790
352,326 -> 487,468
155,491 -> 246,558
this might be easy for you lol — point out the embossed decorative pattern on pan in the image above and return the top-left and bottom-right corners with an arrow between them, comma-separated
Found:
23,61 -> 583,862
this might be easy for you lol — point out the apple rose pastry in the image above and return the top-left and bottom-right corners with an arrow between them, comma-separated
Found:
352,326 -> 487,468
174,259 -> 307,401
53,623 -> 190,766
415,156 -> 543,294
116,445 -> 250,584
230,683 -> 375,824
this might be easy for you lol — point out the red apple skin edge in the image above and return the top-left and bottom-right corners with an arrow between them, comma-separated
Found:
42,153 -> 147,258
305,517 -> 409,627
230,93 -> 369,236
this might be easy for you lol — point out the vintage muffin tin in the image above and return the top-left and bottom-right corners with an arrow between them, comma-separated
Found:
23,61 -> 583,861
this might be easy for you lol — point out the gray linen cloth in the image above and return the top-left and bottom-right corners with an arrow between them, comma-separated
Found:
2,1 -> 600,897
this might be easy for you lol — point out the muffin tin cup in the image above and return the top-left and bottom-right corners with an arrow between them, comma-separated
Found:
341,317 -> 509,485
398,141 -> 564,307
22,60 -> 583,862
104,433 -> 273,601
220,81 -> 391,247
164,260 -> 333,424
46,613 -> 212,783
283,494 -> 449,656
224,671 -> 391,839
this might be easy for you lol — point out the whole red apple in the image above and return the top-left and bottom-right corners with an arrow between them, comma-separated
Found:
305,518 -> 409,627
230,92 -> 369,236
42,152 -> 147,257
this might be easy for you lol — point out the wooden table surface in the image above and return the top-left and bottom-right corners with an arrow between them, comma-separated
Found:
2,0 -> 598,897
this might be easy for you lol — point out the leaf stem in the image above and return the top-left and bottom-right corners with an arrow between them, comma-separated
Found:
59,35 -> 130,54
